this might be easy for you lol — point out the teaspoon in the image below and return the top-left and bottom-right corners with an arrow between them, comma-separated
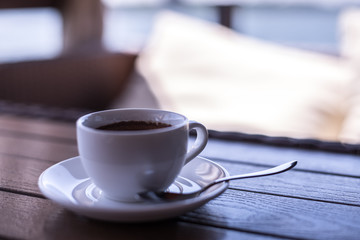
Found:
139,160 -> 297,201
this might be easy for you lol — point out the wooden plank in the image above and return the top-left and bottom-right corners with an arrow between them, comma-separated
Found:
181,190 -> 360,240
217,160 -> 360,206
0,155 -> 54,196
0,191 -> 57,239
0,191 -> 276,240
0,133 -> 77,162
0,114 -> 76,140
2,188 -> 359,240
203,138 -> 360,176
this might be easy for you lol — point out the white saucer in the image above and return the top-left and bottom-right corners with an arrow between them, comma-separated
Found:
38,156 -> 229,222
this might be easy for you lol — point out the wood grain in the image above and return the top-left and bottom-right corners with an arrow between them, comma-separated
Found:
217,160 -> 360,206
0,191 -> 275,240
203,138 -> 360,176
0,154 -> 53,196
0,114 -> 76,140
2,188 -> 359,240
0,134 -> 77,162
182,190 -> 360,240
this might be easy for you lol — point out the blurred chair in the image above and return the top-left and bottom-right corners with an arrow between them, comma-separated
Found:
0,0 -> 136,114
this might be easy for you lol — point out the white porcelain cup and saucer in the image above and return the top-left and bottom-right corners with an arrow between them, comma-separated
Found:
38,108 -> 229,222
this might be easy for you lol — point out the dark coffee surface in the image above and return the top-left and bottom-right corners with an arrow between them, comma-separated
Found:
97,121 -> 171,131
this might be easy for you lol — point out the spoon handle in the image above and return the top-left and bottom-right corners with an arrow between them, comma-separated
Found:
206,160 -> 297,191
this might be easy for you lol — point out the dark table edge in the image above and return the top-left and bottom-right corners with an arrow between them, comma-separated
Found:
208,130 -> 360,155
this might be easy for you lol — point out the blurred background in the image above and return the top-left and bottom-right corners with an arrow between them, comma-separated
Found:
0,0 -> 360,143
0,0 -> 353,62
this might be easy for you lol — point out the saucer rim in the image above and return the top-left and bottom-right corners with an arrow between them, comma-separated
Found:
38,156 -> 229,222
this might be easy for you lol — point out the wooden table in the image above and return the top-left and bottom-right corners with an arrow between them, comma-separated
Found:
0,113 -> 360,240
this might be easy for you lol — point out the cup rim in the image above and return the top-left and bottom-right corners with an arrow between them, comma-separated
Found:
77,108 -> 188,135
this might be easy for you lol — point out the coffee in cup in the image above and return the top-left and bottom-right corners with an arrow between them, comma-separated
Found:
96,120 -> 171,131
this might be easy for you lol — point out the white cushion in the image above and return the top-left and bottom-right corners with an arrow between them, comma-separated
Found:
137,11 -> 356,141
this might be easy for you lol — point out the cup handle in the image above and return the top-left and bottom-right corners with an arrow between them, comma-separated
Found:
184,121 -> 208,164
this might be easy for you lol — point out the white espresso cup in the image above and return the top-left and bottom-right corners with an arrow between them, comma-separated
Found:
76,108 -> 208,202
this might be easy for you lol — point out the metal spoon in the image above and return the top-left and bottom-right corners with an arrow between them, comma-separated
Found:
139,160 -> 297,201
